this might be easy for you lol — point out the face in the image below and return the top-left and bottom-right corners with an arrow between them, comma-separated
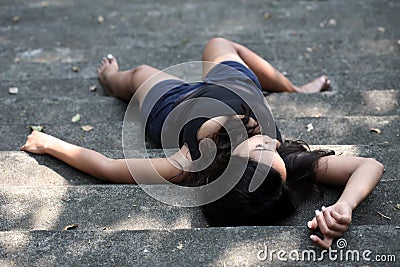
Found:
232,135 -> 287,181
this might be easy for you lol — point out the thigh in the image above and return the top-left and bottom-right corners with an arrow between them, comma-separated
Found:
202,38 -> 247,76
131,65 -> 184,107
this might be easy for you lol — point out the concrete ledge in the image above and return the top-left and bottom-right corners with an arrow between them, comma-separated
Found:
0,90 -> 398,124
0,180 -> 398,231
0,226 -> 398,266
1,115 -> 398,150
1,145 -> 397,186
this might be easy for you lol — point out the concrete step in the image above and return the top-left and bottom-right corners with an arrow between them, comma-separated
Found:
1,51 -> 399,81
0,0 -> 398,52
266,90 -> 399,118
0,226 -> 398,266
0,185 -> 207,231
1,116 -> 398,150
0,97 -> 128,124
0,90 -> 398,124
0,180 -> 398,232
1,145 -> 397,186
1,71 -> 399,101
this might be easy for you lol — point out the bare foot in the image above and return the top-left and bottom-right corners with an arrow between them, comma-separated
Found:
97,55 -> 119,96
296,75 -> 331,93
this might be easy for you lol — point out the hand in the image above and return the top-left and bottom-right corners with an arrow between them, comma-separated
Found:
307,202 -> 352,249
20,131 -> 56,154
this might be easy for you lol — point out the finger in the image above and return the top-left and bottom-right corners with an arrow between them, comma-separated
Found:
331,209 -> 351,225
322,207 -> 349,233
315,210 -> 336,237
307,217 -> 318,230
20,145 -> 25,151
310,234 -> 333,249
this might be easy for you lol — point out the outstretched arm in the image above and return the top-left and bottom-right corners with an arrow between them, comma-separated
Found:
20,131 -> 188,184
308,155 -> 384,249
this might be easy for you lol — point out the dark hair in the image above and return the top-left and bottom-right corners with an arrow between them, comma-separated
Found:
198,140 -> 334,226
186,107 -> 335,226
201,156 -> 295,226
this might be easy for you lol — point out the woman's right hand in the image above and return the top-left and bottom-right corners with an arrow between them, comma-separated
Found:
20,131 -> 57,154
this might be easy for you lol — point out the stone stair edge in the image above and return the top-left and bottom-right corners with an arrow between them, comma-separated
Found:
1,88 -> 398,100
1,179 -> 398,189
0,223 -> 398,233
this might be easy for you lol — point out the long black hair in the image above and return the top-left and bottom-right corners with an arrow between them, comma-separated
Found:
186,108 -> 335,226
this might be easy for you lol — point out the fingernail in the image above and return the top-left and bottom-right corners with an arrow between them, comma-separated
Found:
310,235 -> 317,241
315,209 -> 321,216
307,221 -> 312,228
321,206 -> 326,212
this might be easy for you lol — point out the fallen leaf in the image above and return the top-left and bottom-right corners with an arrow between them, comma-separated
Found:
28,125 -> 45,132
8,87 -> 18,95
71,66 -> 80,72
370,128 -> 382,134
98,15 -> 104,23
263,12 -> 272,20
395,204 -> 400,210
81,125 -> 93,132
306,123 -> 314,132
62,223 -> 78,231
71,114 -> 81,122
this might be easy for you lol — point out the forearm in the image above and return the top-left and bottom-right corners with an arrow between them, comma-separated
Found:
45,136 -> 113,181
337,159 -> 384,209
231,41 -> 296,92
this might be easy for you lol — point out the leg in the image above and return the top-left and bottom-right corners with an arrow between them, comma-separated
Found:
202,37 -> 330,93
97,56 -> 183,106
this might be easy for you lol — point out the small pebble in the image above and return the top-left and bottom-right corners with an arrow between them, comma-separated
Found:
97,15 -> 104,24
72,66 -> 80,72
328,18 -> 337,26
8,87 -> 18,95
377,27 -> 385,33
12,16 -> 20,22
89,85 -> 97,92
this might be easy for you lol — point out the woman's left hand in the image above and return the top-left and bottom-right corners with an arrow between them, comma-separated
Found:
307,201 -> 352,249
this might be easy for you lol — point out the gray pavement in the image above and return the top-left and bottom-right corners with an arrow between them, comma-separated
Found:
1,0 -> 399,266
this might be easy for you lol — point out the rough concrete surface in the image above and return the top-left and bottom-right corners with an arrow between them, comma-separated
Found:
1,0 -> 399,266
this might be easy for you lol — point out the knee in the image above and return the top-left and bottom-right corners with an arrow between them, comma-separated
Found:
132,64 -> 151,74
206,37 -> 229,46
